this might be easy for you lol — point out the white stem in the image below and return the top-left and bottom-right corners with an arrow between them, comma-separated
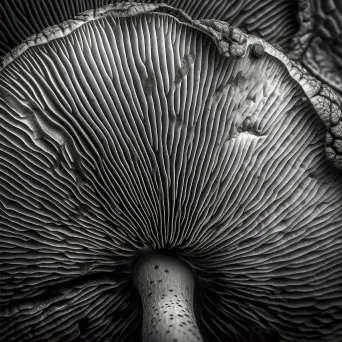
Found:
133,254 -> 203,342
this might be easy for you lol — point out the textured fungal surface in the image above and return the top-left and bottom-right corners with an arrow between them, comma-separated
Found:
133,254 -> 202,342
2,0 -> 340,113
1,3 -> 342,342
289,0 -> 342,99
0,0 -> 299,60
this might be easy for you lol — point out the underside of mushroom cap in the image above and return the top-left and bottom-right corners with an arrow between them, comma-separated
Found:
0,0 -> 300,60
1,3 -> 342,342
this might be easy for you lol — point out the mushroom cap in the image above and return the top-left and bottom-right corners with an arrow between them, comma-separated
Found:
1,3 -> 342,342
289,0 -> 342,100
0,0 -> 299,60
3,0 -> 341,104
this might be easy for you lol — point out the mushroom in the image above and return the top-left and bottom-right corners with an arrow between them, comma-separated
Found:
1,3 -> 342,342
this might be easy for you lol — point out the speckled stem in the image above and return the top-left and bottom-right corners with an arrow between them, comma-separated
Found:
133,254 -> 203,342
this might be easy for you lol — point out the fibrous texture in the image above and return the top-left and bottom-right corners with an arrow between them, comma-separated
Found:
0,0 -> 299,60
2,0 -> 341,126
0,3 -> 342,342
289,0 -> 342,99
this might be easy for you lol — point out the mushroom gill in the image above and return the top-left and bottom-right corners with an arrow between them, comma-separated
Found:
0,0 -> 299,59
2,1 -> 341,107
0,3 -> 342,342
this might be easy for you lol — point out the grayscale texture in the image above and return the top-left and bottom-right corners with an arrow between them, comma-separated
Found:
1,1 -> 341,108
289,0 -> 342,99
0,0 -> 299,59
0,3 -> 342,342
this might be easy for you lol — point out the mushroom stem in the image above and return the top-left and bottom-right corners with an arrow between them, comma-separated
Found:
133,253 -> 203,342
